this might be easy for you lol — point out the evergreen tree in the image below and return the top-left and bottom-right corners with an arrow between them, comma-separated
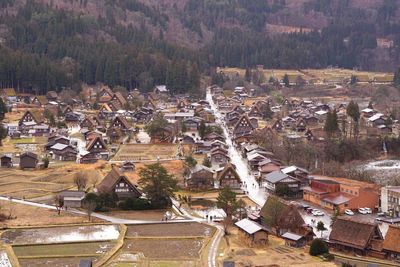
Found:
283,74 -> 290,87
324,110 -> 339,136
245,68 -> 252,82
138,163 -> 178,208
199,121 -> 206,139
0,98 -> 7,121
350,75 -> 358,85
394,67 -> 400,86
0,123 -> 7,146
263,102 -> 273,119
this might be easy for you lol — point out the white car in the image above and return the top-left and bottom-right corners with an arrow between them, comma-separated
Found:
358,208 -> 368,214
345,209 -> 354,216
312,209 -> 324,216
364,207 -> 372,214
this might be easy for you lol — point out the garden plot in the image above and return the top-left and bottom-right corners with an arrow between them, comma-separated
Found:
113,144 -> 177,161
0,182 -> 66,193
126,223 -> 214,238
123,239 -> 204,259
2,225 -> 120,245
13,242 -> 113,257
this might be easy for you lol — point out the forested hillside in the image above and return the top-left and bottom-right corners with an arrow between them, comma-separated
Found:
0,0 -> 399,93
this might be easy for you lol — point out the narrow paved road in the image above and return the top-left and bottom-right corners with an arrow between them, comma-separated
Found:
0,196 -> 197,225
206,89 -> 266,206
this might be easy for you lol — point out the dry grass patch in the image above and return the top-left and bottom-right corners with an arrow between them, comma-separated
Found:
13,241 -> 113,257
113,144 -> 177,161
0,200 -> 102,227
123,239 -> 204,259
19,256 -> 99,267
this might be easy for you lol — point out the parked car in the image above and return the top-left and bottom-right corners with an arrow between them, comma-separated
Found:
345,209 -> 354,216
312,209 -> 324,216
377,212 -> 385,217
364,207 -> 372,214
358,208 -> 368,214
306,207 -> 313,214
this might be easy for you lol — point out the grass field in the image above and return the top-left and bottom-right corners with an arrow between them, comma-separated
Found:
113,144 -> 178,161
218,67 -> 393,83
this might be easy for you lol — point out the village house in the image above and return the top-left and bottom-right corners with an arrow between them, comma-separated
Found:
281,166 -> 310,188
235,218 -> 269,245
262,171 -> 301,196
186,165 -> 215,190
85,136 -> 109,160
259,196 -> 314,242
98,87 -> 114,103
381,186 -> 400,217
110,92 -> 127,109
97,167 -> 142,199
31,95 -> 49,107
48,143 -> 78,161
19,110 -> 45,127
210,147 -> 230,166
382,225 -> 400,260
0,88 -> 17,102
258,159 -> 281,178
0,155 -> 12,168
46,91 -> 58,102
121,161 -> 135,172
216,163 -> 242,190
303,178 -> 380,213
19,152 -> 39,169
153,85 -> 169,96
232,114 -> 256,139
329,217 -> 384,257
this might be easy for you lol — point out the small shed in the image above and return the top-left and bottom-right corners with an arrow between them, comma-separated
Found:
121,161 -> 135,172
19,152 -> 38,169
235,218 -> 269,244
281,232 -> 306,248
58,190 -> 86,208
79,259 -> 93,267
0,155 -> 12,168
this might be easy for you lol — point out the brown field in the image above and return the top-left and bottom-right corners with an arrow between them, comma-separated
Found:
13,241 -> 113,257
104,210 -> 167,221
123,239 -> 204,259
19,257 -> 99,267
0,166 -> 103,199
126,223 -> 214,238
113,144 -> 178,161
0,200 -> 102,227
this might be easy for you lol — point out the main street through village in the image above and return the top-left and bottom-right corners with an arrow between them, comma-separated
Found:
206,89 -> 333,239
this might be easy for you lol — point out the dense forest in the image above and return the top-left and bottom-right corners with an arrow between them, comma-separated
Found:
0,0 -> 399,93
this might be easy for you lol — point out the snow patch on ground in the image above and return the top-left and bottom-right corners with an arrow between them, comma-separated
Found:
364,160 -> 400,170
46,225 -> 120,243
0,251 -> 11,267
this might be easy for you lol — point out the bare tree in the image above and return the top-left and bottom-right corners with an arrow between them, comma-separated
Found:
74,172 -> 88,191
83,201 -> 96,222
54,195 -> 64,215
221,217 -> 232,235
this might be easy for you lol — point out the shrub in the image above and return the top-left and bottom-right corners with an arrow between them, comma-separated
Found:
309,238 -> 329,256
119,198 -> 152,210
323,253 -> 335,261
